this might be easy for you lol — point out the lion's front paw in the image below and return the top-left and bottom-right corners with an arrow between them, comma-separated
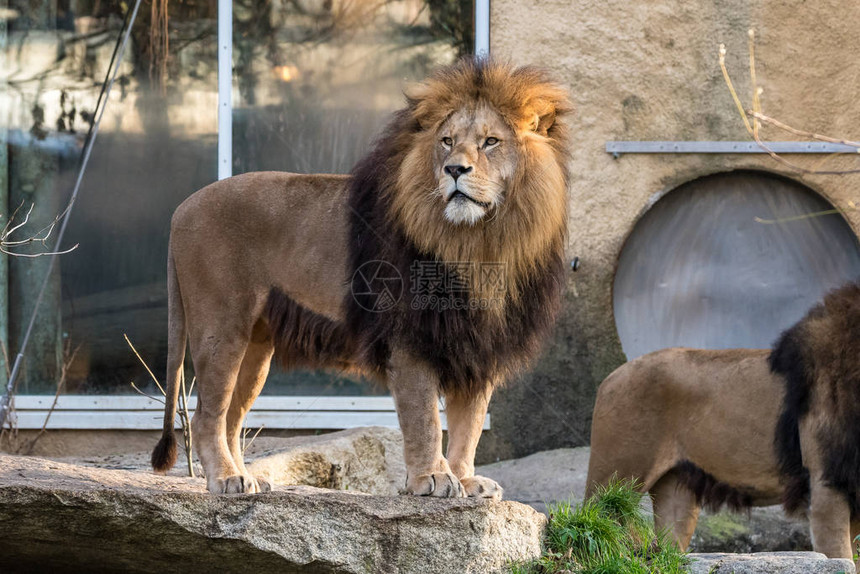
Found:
404,472 -> 466,498
461,475 -> 503,500
209,474 -> 264,494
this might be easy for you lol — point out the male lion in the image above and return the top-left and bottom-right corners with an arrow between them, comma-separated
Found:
586,283 -> 860,566
151,59 -> 572,496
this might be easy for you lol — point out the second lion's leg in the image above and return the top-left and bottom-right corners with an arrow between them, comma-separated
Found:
389,350 -> 464,498
445,386 -> 502,499
650,470 -> 701,550
809,477 -> 853,560
226,318 -> 275,492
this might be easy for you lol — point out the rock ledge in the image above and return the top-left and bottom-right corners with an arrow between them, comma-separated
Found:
0,454 -> 544,574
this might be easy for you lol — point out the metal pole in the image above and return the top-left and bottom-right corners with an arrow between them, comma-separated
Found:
0,0 -> 144,430
475,0 -> 490,57
217,0 -> 233,180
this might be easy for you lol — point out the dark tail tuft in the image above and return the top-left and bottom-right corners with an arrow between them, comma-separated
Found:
151,432 -> 177,473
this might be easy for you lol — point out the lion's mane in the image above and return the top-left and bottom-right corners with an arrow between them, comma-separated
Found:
345,58 -> 572,395
770,281 -> 860,515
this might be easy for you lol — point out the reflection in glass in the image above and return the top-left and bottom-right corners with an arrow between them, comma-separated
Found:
3,0 -> 217,394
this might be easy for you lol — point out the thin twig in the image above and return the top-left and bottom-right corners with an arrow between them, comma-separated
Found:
720,33 -> 860,175
125,334 -> 194,477
123,334 -> 165,395
25,344 -> 81,455
749,112 -> 860,148
0,201 -> 80,258
242,424 -> 265,456
178,370 -> 194,477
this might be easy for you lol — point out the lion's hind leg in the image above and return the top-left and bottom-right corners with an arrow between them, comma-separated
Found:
189,322 -> 258,494
225,318 -> 275,493
650,470 -> 701,550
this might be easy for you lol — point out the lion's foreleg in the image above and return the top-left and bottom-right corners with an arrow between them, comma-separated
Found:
809,476 -> 853,561
389,351 -> 464,498
444,387 -> 502,499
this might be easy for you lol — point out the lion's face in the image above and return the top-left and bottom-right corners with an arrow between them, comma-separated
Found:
386,61 -> 571,299
434,106 -> 517,226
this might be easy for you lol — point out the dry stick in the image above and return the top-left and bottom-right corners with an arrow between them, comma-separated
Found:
178,370 -> 194,477
124,334 -> 194,477
123,334 -> 165,396
25,344 -> 81,455
720,35 -> 860,175
0,344 -> 14,446
0,200 -> 79,258
750,112 -> 860,148
749,29 -> 761,141
242,424 -> 265,456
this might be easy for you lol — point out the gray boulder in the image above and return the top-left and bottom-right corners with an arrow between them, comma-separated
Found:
687,552 -> 854,573
245,427 -> 406,495
53,426 -> 405,496
0,453 -> 544,573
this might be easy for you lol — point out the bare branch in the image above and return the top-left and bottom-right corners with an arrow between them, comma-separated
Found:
0,201 -> 80,258
749,112 -> 860,148
720,31 -> 860,175
124,334 -> 166,396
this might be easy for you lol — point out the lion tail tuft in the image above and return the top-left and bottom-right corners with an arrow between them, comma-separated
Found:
151,431 -> 177,473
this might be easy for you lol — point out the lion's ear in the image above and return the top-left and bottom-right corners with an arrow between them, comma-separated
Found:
523,85 -> 570,136
528,107 -> 557,136
405,82 -> 446,130
526,99 -> 558,136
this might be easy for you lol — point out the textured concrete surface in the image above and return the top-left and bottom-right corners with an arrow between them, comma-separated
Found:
0,453 -> 545,574
479,0 -> 860,463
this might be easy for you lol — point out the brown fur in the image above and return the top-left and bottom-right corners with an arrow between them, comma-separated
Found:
586,348 -> 786,551
152,58 -> 571,498
586,308 -> 860,568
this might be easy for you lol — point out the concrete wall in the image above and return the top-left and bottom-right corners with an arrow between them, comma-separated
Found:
478,0 -> 860,462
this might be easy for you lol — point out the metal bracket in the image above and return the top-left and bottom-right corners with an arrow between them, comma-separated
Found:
606,141 -> 859,158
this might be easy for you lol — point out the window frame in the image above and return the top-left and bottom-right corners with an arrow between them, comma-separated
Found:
13,1 -> 492,432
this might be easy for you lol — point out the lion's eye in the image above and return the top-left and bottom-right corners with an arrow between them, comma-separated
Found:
441,137 -> 453,148
484,137 -> 499,148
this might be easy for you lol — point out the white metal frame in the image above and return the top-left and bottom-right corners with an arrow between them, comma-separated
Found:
11,395 -> 489,431
475,0 -> 490,56
217,0 -> 232,180
15,6 -> 491,431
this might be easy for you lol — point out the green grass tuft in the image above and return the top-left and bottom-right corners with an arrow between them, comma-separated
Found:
509,478 -> 689,574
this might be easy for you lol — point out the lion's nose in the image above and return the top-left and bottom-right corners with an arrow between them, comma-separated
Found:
444,165 -> 473,180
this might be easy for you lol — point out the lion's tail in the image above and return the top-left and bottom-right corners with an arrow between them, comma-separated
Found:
151,241 -> 186,473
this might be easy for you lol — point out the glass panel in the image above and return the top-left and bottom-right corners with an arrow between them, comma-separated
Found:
1,0 -> 472,396
232,0 -> 474,395
2,0 -> 217,394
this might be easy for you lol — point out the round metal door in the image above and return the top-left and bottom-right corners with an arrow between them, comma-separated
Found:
613,170 -> 860,360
